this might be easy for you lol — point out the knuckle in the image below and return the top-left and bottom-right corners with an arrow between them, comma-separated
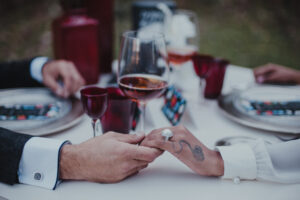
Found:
134,149 -> 142,159
177,132 -> 186,141
144,150 -> 157,161
153,139 -> 163,147
57,60 -> 66,66
176,125 -> 188,135
108,131 -> 117,136
105,131 -> 117,138
177,125 -> 186,131
147,132 -> 156,140
62,60 -> 70,64
147,152 -> 157,162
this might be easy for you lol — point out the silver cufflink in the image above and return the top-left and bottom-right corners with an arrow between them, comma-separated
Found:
161,129 -> 173,142
34,172 -> 43,181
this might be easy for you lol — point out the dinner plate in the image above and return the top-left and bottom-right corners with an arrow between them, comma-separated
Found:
0,88 -> 84,136
218,85 -> 300,134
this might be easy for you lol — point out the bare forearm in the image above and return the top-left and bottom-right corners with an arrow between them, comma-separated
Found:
170,139 -> 224,177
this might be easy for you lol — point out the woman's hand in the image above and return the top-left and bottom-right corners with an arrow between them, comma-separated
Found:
140,125 -> 224,177
253,63 -> 300,85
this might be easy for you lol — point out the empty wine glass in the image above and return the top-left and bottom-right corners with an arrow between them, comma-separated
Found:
80,87 -> 108,137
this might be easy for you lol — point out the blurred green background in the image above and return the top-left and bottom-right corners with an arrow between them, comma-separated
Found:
0,0 -> 299,69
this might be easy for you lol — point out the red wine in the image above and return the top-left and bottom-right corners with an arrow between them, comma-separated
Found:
101,87 -> 136,134
192,54 -> 213,78
119,74 -> 168,101
80,87 -> 108,119
167,46 -> 197,65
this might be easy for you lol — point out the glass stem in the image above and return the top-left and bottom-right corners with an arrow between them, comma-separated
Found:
92,119 -> 97,138
139,102 -> 146,134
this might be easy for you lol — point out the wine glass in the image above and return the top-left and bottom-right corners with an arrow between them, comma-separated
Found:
118,31 -> 169,133
80,87 -> 108,137
166,9 -> 200,67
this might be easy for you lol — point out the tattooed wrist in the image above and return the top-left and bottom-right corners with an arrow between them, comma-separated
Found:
173,140 -> 205,161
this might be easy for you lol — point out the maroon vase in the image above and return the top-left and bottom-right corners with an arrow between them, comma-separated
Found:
52,4 -> 100,84
86,0 -> 114,73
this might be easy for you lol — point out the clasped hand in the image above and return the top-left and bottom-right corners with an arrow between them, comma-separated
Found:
59,126 -> 224,184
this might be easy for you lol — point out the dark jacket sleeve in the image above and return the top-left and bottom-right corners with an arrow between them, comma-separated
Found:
0,127 -> 33,185
0,58 -> 43,89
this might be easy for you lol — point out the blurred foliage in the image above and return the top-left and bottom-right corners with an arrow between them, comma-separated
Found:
0,0 -> 60,59
0,0 -> 299,69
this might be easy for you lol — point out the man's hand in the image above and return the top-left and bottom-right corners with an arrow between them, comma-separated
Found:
42,60 -> 85,98
253,63 -> 300,85
140,126 -> 224,177
59,132 -> 162,183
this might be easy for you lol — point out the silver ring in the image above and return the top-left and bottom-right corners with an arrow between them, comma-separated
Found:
161,129 -> 173,142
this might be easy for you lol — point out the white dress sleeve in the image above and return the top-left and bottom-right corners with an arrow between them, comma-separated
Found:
216,139 -> 300,183
18,137 -> 69,189
30,57 -> 49,83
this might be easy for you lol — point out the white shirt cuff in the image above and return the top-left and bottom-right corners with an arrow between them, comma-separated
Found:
216,144 -> 257,180
30,57 -> 49,83
18,137 -> 69,189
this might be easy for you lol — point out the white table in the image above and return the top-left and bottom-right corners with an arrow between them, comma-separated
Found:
1,65 -> 299,200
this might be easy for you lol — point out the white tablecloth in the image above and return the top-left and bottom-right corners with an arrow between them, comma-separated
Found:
1,65 -> 299,200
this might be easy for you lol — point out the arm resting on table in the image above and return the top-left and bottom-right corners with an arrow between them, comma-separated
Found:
217,139 -> 300,183
0,127 -> 68,189
0,127 -> 32,184
18,137 -> 69,189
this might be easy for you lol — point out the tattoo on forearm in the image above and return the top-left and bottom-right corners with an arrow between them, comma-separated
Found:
173,140 -> 205,161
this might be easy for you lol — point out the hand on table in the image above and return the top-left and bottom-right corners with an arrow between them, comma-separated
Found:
253,63 -> 300,85
140,125 -> 224,177
59,132 -> 162,183
42,60 -> 85,98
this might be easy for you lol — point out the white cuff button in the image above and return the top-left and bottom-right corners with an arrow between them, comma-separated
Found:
233,176 -> 241,184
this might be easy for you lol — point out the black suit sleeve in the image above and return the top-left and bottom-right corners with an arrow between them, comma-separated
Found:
0,58 -> 43,89
0,127 -> 33,185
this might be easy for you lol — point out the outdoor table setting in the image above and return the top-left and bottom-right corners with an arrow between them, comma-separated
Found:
1,63 -> 300,200
1,1 -> 300,200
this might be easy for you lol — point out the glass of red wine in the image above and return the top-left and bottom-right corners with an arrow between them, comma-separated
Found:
100,87 -> 137,134
80,87 -> 108,138
118,31 -> 169,133
191,54 -> 214,101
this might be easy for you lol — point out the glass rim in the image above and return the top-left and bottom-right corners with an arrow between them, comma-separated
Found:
80,86 -> 108,97
122,30 -> 165,40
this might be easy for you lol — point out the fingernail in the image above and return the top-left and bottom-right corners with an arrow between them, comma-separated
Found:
257,76 -> 264,83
